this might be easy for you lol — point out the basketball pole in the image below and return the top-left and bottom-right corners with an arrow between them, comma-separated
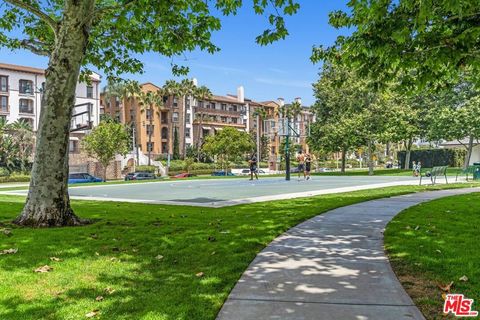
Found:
285,116 -> 291,181
256,113 -> 260,171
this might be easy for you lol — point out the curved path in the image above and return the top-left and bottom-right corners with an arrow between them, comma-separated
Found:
217,188 -> 479,320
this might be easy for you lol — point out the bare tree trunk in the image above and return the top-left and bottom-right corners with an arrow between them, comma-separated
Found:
464,135 -> 474,169
103,165 -> 108,182
341,147 -> 347,173
15,0 -> 95,227
404,138 -> 413,170
367,140 -> 374,176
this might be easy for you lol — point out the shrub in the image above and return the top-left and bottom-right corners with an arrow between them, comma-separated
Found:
0,172 -> 31,183
136,165 -> 157,173
397,148 -> 466,168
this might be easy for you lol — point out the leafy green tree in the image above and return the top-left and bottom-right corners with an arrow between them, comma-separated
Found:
426,79 -> 480,168
313,1 -> 480,86
81,120 -> 130,182
0,119 -> 34,173
202,127 -> 254,172
3,0 -> 299,227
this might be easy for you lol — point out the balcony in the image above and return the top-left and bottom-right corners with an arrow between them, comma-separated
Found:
195,106 -> 242,116
195,120 -> 246,128
19,107 -> 34,115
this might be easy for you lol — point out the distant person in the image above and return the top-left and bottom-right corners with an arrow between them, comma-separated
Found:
412,161 -> 417,177
296,151 -> 306,181
415,161 -> 422,177
248,153 -> 258,180
305,152 -> 312,180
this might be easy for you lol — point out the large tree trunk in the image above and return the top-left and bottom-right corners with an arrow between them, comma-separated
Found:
404,138 -> 413,170
464,135 -> 474,169
14,0 -> 95,227
340,147 -> 347,173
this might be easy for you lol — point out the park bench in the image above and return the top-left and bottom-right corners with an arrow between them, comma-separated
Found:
456,165 -> 476,182
419,166 -> 448,185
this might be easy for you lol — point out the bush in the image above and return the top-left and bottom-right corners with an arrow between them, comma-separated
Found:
397,148 -> 466,169
0,167 -> 9,177
135,165 -> 157,173
0,173 -> 31,183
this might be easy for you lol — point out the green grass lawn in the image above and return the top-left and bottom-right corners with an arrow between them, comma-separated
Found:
385,193 -> 480,319
0,183 -> 478,320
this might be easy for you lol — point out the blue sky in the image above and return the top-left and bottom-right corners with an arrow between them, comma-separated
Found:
0,2 -> 349,105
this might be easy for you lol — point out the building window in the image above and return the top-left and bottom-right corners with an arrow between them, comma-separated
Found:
172,112 -> 179,123
185,128 -> 191,138
0,96 -> 8,112
146,109 -> 152,120
221,103 -> 227,111
147,142 -> 154,152
221,116 -> 227,123
232,118 -> 238,124
161,127 -> 168,139
146,124 -> 154,136
69,140 -> 79,153
86,86 -> 94,98
232,105 -> 238,112
161,112 -> 168,124
210,102 -> 216,109
198,101 -> 204,108
162,142 -> 168,153
173,97 -> 178,107
19,99 -> 34,114
0,75 -> 8,92
186,113 -> 190,123
19,80 -> 34,94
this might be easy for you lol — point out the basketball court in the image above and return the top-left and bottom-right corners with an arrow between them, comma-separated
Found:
2,175 -> 421,207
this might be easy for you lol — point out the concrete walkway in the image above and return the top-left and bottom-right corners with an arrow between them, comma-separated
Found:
217,188 -> 479,320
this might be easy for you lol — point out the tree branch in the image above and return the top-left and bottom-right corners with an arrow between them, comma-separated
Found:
4,0 -> 58,34
18,39 -> 50,56
92,0 -> 136,18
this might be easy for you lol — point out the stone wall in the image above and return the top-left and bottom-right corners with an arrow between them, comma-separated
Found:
69,152 -> 123,180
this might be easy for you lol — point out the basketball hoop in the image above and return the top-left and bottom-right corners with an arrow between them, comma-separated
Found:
71,102 -> 93,132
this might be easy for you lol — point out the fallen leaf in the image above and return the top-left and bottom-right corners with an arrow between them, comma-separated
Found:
50,257 -> 62,262
0,248 -> 17,255
442,293 -> 447,300
95,296 -> 104,302
155,255 -> 164,261
436,249 -> 442,254
438,281 -> 454,292
2,229 -> 12,237
196,272 -> 205,278
85,310 -> 99,318
132,248 -> 138,253
211,251 -> 216,255
414,225 -> 420,231
104,287 -> 116,295
34,265 -> 53,273
95,252 -> 100,256
90,234 -> 98,239
109,257 -> 118,262
459,275 -> 469,282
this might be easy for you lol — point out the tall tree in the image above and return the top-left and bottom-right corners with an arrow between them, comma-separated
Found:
193,85 -> 213,161
81,120 -> 130,181
3,0 -> 299,227
173,127 -> 180,160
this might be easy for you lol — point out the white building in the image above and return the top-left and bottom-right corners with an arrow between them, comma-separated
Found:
0,62 -> 101,134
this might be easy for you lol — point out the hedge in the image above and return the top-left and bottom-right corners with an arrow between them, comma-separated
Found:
397,148 -> 466,169
0,173 -> 31,183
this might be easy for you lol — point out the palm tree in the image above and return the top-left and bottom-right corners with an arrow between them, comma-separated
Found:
252,107 -> 268,162
137,88 -> 165,165
193,85 -> 212,161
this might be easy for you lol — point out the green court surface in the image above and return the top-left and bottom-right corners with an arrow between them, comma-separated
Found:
42,175 -> 423,207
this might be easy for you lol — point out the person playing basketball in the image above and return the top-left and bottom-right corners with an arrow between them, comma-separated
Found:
248,153 -> 258,180
296,150 -> 306,181
305,152 -> 312,180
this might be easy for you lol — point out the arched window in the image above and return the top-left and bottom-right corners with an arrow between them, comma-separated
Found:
161,127 -> 168,139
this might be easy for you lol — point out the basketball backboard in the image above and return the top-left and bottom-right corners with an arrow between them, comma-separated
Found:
70,103 -> 93,132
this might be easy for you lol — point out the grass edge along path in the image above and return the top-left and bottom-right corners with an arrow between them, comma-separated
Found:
385,192 -> 480,319
0,183 -> 478,320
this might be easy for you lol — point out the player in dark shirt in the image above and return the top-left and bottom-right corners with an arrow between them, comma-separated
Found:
249,153 -> 258,180
305,153 -> 312,180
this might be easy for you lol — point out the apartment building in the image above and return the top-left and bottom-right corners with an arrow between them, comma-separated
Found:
0,62 -> 101,154
192,86 -> 248,147
101,82 -> 187,158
